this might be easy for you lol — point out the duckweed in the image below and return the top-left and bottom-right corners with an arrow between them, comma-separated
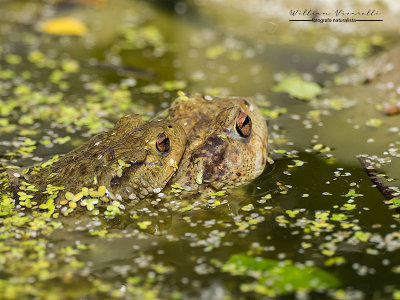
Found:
222,255 -> 340,296
272,75 -> 322,101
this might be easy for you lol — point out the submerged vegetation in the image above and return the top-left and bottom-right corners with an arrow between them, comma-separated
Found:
0,0 -> 400,299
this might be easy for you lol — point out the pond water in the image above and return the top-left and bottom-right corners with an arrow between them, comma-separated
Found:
1,0 -> 400,299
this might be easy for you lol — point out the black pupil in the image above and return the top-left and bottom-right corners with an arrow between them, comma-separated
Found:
156,133 -> 170,152
159,138 -> 169,149
236,112 -> 252,137
241,116 -> 250,127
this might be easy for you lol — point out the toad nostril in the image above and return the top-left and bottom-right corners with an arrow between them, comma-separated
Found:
110,176 -> 119,187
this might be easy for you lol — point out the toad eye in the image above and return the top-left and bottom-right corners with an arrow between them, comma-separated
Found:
156,132 -> 170,154
235,111 -> 252,138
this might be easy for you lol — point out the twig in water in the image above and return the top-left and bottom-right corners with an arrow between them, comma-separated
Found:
357,154 -> 400,213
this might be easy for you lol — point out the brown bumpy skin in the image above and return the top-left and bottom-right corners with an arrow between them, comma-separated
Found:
10,114 -> 187,203
160,94 -> 268,193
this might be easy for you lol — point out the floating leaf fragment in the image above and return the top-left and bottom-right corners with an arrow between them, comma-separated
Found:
272,75 -> 322,101
138,221 -> 152,229
210,190 -> 226,197
209,200 -> 222,207
261,107 -> 287,119
313,144 -> 331,153
389,198 -> 400,209
342,203 -> 356,211
353,231 -> 371,242
39,17 -> 87,36
288,160 -> 305,168
273,149 -> 286,154
366,118 -> 383,127
177,90 -> 188,101
196,172 -> 203,184
181,204 -> 194,212
344,189 -> 362,197
241,204 -> 254,211
325,256 -> 346,267
206,44 -> 226,59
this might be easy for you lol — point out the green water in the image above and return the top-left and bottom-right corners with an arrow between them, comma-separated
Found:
0,0 -> 400,299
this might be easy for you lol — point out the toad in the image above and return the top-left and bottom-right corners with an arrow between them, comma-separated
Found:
7,114 -> 187,204
158,94 -> 268,194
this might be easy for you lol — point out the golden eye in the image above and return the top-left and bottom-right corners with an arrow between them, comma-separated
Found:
235,111 -> 252,138
156,132 -> 170,153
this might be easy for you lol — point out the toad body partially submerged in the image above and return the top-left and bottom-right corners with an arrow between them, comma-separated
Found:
7,115 -> 187,204
159,94 -> 268,194
5,94 -> 268,208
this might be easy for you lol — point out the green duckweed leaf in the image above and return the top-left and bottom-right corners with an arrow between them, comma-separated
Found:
272,76 -> 322,101
222,255 -> 340,297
